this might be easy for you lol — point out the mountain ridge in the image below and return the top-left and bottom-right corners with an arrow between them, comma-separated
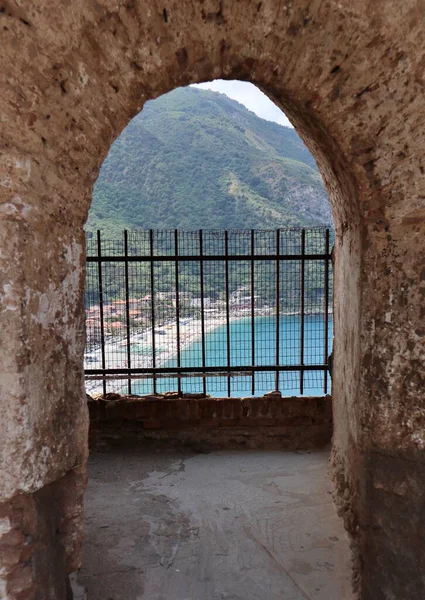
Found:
87,86 -> 332,235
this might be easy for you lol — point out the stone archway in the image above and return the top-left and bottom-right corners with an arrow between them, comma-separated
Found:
1,2 -> 424,598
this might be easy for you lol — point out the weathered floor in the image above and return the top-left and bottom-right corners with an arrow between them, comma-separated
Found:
78,448 -> 354,600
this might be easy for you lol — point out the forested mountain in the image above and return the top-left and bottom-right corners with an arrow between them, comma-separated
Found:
87,86 -> 332,235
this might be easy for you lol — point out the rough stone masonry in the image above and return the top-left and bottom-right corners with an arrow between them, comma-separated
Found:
0,1 -> 424,598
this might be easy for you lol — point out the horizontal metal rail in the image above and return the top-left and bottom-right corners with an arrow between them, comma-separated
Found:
84,228 -> 333,397
86,372 -> 255,381
87,253 -> 331,262
86,364 -> 328,375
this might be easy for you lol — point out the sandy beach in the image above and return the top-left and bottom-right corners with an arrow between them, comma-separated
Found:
85,308 -> 330,394
85,313 -> 239,394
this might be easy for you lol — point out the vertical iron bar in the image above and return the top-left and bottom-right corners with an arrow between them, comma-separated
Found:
174,230 -> 182,396
324,228 -> 330,394
149,230 -> 157,394
251,229 -> 255,395
300,229 -> 306,395
124,230 -> 132,394
275,229 -> 280,391
96,230 -> 107,396
199,230 -> 207,396
225,231 -> 231,397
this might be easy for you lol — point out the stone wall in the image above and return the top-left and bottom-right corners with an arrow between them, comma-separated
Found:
0,467 -> 86,600
88,394 -> 333,451
1,1 -> 425,598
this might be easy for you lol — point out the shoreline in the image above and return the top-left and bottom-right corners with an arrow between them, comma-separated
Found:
85,313 -> 244,394
85,310 -> 332,394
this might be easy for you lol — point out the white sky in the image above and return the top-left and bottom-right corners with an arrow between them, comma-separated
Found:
192,80 -> 293,128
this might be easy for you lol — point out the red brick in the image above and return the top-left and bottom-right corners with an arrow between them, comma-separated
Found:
280,416 -> 312,426
162,400 -> 181,420
256,418 -> 278,427
143,419 -> 162,429
198,400 -> 217,419
259,398 -> 271,417
198,418 -> 221,428
268,397 -> 283,418
222,399 -> 235,418
187,399 -> 200,420
218,418 -> 239,428
89,396 -> 332,448
237,417 -> 256,427
212,400 -> 224,419
285,398 -> 303,416
247,398 -> 261,418
231,399 -> 243,419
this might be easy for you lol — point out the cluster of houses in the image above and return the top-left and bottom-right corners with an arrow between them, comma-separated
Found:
85,286 -> 263,345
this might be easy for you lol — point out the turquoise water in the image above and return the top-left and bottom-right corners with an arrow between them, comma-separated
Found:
132,315 -> 332,397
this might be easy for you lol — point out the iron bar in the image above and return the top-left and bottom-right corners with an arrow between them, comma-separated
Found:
324,228 -> 330,394
225,230 -> 231,396
300,229 -> 306,394
123,230 -> 132,394
275,229 -> 280,391
251,229 -> 255,395
86,372 -> 254,381
174,230 -> 182,396
85,228 -> 333,397
96,230 -> 107,396
199,230 -> 207,396
87,252 -> 330,263
87,364 -> 328,375
149,229 -> 157,394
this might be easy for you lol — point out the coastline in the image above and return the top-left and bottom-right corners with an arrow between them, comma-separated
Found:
85,313 -> 245,394
85,310 -> 332,395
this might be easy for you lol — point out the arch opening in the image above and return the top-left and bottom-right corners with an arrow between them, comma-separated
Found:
78,79 -> 355,599
84,80 -> 336,399
1,57 -> 362,600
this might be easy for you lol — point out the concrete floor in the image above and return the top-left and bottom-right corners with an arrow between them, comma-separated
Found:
78,448 -> 354,600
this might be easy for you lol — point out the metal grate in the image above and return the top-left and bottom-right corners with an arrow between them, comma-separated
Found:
85,228 -> 333,397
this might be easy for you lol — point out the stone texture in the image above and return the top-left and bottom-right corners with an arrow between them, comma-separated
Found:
88,394 -> 333,451
0,466 -> 86,600
80,448 -> 354,600
0,1 -> 424,598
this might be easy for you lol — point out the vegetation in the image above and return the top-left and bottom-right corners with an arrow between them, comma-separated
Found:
86,86 -> 332,234
85,229 -> 333,314
85,87 -> 333,312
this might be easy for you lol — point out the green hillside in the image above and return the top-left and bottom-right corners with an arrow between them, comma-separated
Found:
86,86 -> 332,235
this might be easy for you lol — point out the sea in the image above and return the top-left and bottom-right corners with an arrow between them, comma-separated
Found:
132,314 -> 333,397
